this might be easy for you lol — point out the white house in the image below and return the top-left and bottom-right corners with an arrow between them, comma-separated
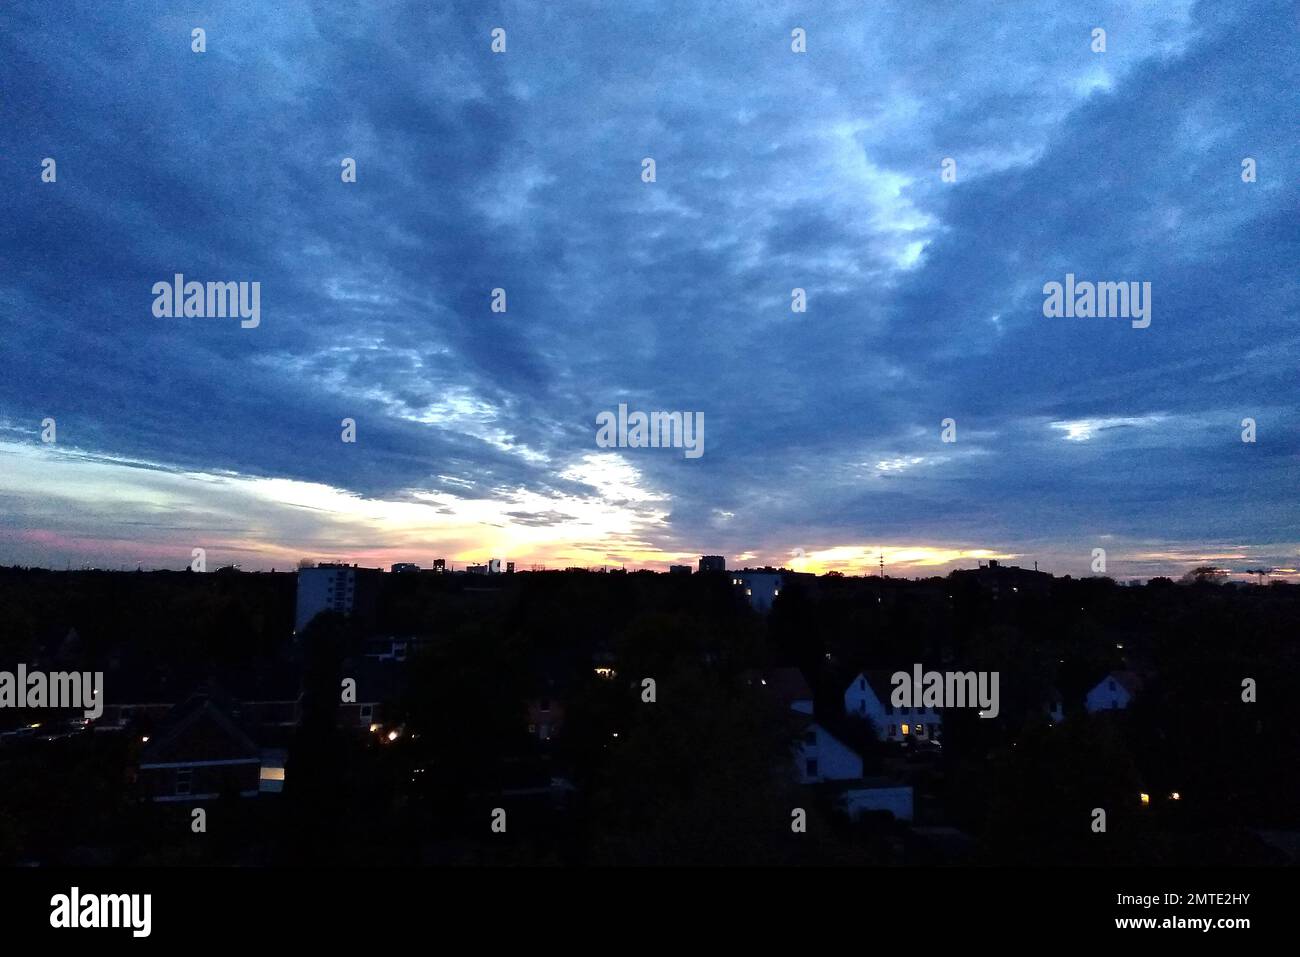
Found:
743,668 -> 861,783
1085,671 -> 1142,713
837,783 -> 915,822
844,671 -> 943,743
795,719 -> 864,784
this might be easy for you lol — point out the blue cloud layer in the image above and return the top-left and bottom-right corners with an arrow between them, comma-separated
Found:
1,0 -> 1296,576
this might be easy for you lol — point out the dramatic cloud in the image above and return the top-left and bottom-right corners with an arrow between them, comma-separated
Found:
1,0 -> 1296,579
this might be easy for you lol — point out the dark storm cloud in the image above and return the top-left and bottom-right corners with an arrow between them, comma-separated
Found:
1,0 -> 1296,574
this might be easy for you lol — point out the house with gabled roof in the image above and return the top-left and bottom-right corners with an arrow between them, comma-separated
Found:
844,670 -> 943,743
138,690 -> 263,802
1085,670 -> 1143,713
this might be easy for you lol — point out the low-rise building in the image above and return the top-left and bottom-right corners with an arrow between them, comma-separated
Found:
844,671 -> 943,743
1085,671 -> 1142,712
138,693 -> 263,803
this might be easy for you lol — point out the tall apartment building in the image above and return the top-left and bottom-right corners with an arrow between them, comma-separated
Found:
294,564 -> 382,634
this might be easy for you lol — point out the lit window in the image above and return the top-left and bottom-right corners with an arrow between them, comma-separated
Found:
1139,792 -> 1150,805
915,723 -> 925,736
901,724 -> 910,735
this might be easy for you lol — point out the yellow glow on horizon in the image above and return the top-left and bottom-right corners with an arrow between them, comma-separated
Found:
788,545 -> 1014,575
3,439 -> 1295,580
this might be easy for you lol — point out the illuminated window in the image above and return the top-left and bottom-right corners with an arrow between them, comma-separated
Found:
915,723 -> 925,736
901,724 -> 910,735
1139,792 -> 1150,805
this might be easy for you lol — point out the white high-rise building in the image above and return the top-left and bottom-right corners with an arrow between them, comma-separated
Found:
295,564 -> 380,633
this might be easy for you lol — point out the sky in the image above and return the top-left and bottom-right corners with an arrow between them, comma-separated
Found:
1,0 -> 1297,579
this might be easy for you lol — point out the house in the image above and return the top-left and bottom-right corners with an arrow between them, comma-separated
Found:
743,667 -> 813,715
1044,688 -> 1065,724
844,671 -> 943,743
526,695 -> 563,742
837,780 -> 915,822
138,692 -> 263,802
795,717 -> 864,783
363,634 -> 435,663
337,657 -> 398,731
1086,671 -> 1143,712
741,667 -> 860,783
